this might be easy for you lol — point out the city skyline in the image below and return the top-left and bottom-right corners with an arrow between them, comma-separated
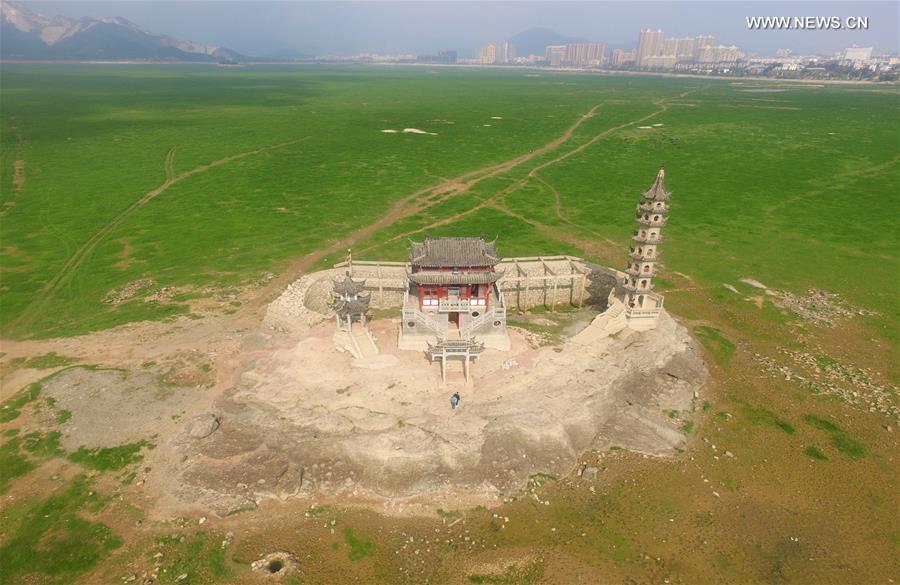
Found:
19,1 -> 899,58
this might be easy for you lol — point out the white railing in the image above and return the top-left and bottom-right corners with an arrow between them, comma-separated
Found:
606,301 -> 625,319
461,306 -> 507,337
403,307 -> 447,336
461,310 -> 494,336
625,307 -> 662,318
334,260 -> 408,269
347,330 -> 363,358
437,298 -> 486,312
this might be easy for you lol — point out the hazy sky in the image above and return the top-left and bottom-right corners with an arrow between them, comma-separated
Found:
23,1 -> 899,57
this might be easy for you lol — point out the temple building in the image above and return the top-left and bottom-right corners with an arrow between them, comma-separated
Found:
399,236 -> 509,351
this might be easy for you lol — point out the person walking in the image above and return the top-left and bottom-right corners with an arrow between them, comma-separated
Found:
450,392 -> 460,410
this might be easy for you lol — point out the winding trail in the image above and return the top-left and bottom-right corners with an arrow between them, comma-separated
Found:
373,88 -> 700,252
764,153 -> 900,217
245,104 -> 605,313
10,87 -> 701,335
11,139 -> 304,333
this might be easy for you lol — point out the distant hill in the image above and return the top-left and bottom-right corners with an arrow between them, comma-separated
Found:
0,2 -> 247,62
508,27 -> 587,56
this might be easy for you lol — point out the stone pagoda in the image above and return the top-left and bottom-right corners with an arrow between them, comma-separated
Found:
622,166 -> 670,329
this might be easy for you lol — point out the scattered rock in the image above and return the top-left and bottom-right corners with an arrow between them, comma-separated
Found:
103,278 -> 155,305
580,466 -> 599,481
186,413 -> 220,439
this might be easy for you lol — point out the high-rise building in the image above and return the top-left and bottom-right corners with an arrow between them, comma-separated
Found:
545,45 -> 567,67
563,42 -> 606,66
693,35 -> 715,61
695,35 -> 715,48
636,29 -> 663,66
841,46 -> 873,62
610,49 -> 636,66
661,37 -> 678,57
438,50 -> 458,64
496,41 -> 515,63
477,43 -> 497,65
697,44 -> 742,64
643,54 -> 677,69
477,41 -> 514,64
674,38 -> 697,63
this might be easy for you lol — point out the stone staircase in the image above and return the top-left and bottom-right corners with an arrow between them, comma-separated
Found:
461,306 -> 506,337
351,327 -> 379,358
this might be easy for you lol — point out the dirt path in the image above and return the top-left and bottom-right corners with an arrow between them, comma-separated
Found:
375,89 -> 699,251
11,126 -> 25,192
4,88 -> 701,369
10,139 -> 304,334
241,105 -> 605,317
764,153 -> 900,217
13,160 -> 24,192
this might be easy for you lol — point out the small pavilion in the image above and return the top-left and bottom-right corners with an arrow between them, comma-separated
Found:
331,273 -> 370,332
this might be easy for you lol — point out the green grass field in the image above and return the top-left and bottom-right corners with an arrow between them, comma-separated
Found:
2,65 -> 896,341
1,65 -> 898,584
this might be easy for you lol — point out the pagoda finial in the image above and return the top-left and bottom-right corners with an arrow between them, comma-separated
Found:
644,165 -> 670,199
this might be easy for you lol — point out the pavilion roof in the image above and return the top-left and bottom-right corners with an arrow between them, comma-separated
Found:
643,167 -> 671,200
332,296 -> 370,316
409,236 -> 499,268
332,273 -> 367,296
426,337 -> 485,357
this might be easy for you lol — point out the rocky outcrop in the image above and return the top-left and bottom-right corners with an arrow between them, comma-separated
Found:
172,307 -> 707,514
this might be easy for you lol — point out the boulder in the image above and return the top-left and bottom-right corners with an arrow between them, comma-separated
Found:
581,466 -> 599,481
187,413 -> 220,439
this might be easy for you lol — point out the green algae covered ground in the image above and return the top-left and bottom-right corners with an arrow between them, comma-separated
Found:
0,65 -> 898,584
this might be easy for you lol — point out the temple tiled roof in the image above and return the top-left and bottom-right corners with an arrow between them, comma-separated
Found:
409,236 -> 499,268
332,273 -> 367,297
642,167 -> 671,200
407,270 -> 502,285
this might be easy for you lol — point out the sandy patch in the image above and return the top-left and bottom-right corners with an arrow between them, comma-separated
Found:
402,128 -> 437,135
638,126 -> 653,129
740,277 -> 769,290
490,116 -> 503,120
380,129 -> 398,133
114,240 -> 135,270
482,124 -> 492,127
652,123 -> 664,127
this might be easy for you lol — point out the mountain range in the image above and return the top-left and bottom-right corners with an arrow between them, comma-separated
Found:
0,2 -> 246,62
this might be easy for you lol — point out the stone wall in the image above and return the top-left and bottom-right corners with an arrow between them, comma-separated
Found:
265,258 -> 629,333
335,257 -> 618,312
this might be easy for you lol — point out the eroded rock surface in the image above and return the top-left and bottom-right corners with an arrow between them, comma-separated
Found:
171,310 -> 706,514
